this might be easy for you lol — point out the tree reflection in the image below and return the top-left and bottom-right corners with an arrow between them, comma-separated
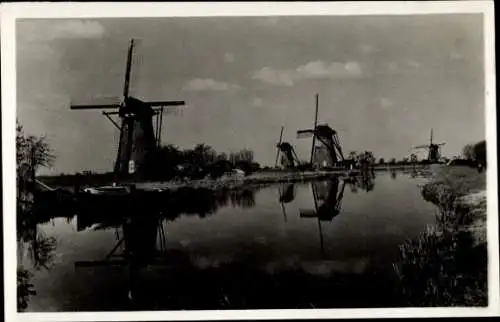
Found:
345,172 -> 376,193
17,212 -> 58,311
17,267 -> 36,312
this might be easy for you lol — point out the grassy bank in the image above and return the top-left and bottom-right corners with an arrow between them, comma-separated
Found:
394,165 -> 487,306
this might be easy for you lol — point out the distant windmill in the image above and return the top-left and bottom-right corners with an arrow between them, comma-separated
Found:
70,39 -> 186,182
411,128 -> 445,163
275,126 -> 301,168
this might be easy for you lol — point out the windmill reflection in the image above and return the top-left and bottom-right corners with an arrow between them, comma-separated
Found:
74,212 -> 172,303
278,183 -> 296,222
299,177 -> 346,254
71,186 -> 258,304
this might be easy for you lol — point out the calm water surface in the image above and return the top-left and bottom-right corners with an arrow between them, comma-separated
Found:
18,171 -> 437,311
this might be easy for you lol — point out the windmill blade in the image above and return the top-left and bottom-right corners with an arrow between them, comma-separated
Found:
147,100 -> 186,107
70,104 -> 121,110
412,144 -> 430,149
275,126 -> 284,167
297,129 -> 314,139
123,39 -> 135,99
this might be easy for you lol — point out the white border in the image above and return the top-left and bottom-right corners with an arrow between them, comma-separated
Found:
1,1 -> 498,321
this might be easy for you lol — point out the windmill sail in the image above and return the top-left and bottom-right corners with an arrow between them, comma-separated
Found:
69,39 -> 186,182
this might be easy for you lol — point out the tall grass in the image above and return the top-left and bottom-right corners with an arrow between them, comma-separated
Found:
393,166 -> 487,307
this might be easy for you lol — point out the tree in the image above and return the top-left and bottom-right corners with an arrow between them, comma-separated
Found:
410,153 -> 418,164
462,144 -> 475,161
229,149 -> 254,165
389,158 -> 397,165
378,158 -> 385,165
216,152 -> 228,161
16,122 -> 55,192
348,151 -> 358,161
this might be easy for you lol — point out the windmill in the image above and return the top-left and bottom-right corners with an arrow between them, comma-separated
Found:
274,126 -> 301,168
296,94 -> 345,169
70,39 -> 186,182
411,128 -> 445,163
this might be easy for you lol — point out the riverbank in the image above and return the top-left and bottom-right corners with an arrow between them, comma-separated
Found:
394,165 -> 487,306
132,170 -> 355,192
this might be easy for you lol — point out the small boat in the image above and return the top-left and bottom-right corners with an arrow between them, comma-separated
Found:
82,185 -> 132,196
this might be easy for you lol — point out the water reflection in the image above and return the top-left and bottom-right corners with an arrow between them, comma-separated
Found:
17,210 -> 58,311
18,171 -> 440,311
75,187 -> 258,231
278,183 -> 296,222
345,172 -> 376,193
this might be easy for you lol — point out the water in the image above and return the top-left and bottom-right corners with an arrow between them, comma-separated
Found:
18,170 -> 438,311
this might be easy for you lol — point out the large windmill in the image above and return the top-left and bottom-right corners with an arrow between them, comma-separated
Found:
274,126 -> 301,168
297,94 -> 345,169
70,39 -> 186,182
411,128 -> 445,163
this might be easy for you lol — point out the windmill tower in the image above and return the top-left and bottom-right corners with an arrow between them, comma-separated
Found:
296,94 -> 345,169
274,126 -> 301,168
411,128 -> 445,163
70,39 -> 185,182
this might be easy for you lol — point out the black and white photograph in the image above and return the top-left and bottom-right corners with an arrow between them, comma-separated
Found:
2,1 -> 498,321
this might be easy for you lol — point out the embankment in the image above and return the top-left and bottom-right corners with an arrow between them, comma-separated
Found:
134,170 -> 354,192
394,165 -> 487,306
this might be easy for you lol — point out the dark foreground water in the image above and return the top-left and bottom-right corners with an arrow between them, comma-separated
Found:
18,170 -> 438,311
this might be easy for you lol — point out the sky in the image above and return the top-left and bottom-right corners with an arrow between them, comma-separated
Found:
16,14 -> 486,175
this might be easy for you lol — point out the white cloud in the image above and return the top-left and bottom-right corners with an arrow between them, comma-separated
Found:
22,20 -> 106,41
252,67 -> 296,86
223,52 -> 235,63
183,78 -> 241,91
252,97 -> 264,107
386,60 -> 421,73
359,44 -> 378,54
252,60 -> 363,87
296,61 -> 362,79
408,60 -> 421,70
380,98 -> 394,110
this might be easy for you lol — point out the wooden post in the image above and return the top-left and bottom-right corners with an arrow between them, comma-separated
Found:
310,93 -> 319,166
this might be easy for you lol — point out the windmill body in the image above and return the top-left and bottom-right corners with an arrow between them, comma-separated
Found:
297,124 -> 345,169
274,126 -> 301,168
70,40 -> 185,182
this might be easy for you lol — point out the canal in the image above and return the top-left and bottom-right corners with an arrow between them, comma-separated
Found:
18,170 -> 438,311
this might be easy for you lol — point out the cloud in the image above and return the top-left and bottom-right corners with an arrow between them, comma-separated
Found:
252,60 -> 363,87
296,61 -> 363,79
408,60 -> 421,70
359,44 -> 378,54
252,97 -> 264,107
223,52 -> 235,63
252,67 -> 296,86
21,20 -> 105,41
182,78 -> 242,91
385,60 -> 421,73
380,98 -> 394,110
